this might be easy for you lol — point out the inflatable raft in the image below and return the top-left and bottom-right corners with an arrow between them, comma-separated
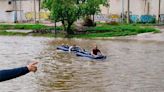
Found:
57,45 -> 106,59
56,45 -> 81,52
56,45 -> 70,51
76,51 -> 106,59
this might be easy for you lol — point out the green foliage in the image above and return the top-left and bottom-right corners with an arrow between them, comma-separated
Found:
84,0 -> 107,16
42,0 -> 107,34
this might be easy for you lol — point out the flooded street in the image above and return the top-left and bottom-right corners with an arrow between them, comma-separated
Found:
0,36 -> 164,92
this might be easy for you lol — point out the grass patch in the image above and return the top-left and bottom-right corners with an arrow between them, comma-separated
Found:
74,24 -> 160,38
31,33 -> 65,38
0,30 -> 65,37
0,23 -> 160,38
0,24 -> 63,30
0,30 -> 27,36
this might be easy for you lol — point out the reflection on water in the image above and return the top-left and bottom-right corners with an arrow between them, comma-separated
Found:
0,37 -> 164,92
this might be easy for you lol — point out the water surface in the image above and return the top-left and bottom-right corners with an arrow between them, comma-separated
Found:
0,36 -> 164,92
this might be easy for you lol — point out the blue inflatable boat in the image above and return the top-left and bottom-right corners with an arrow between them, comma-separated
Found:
76,51 -> 106,59
56,45 -> 81,52
56,45 -> 70,51
57,45 -> 106,59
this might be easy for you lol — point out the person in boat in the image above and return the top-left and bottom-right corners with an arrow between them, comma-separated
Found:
91,45 -> 102,56
69,44 -> 81,52
0,62 -> 38,82
61,44 -> 69,48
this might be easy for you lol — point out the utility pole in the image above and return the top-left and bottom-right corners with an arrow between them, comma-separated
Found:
127,0 -> 130,24
158,0 -> 161,23
34,0 -> 37,23
107,0 -> 110,16
38,0 -> 41,23
144,0 -> 147,14
19,0 -> 22,23
122,0 -> 125,23
14,0 -> 18,23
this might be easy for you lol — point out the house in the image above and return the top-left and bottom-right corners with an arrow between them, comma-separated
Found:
0,0 -> 40,23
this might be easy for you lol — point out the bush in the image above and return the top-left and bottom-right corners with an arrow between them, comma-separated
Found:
83,17 -> 96,27
106,21 -> 119,25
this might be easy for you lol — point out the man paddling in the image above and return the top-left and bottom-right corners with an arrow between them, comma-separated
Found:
91,45 -> 102,56
0,62 -> 38,82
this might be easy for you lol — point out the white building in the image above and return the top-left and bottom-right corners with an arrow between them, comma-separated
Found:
0,0 -> 163,23
0,0 -> 40,23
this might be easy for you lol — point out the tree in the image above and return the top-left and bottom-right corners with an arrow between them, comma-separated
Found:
84,0 -> 108,22
42,0 -> 107,35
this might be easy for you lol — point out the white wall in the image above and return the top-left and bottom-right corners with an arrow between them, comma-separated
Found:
0,0 -> 39,23
100,0 -> 164,19
161,0 -> 164,14
109,0 -> 122,15
107,0 -> 146,16
0,0 -> 14,22
15,0 -> 39,21
128,0 -> 144,15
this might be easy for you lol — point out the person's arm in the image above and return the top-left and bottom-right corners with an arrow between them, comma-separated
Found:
0,67 -> 29,82
91,49 -> 94,55
0,62 -> 38,82
97,49 -> 102,55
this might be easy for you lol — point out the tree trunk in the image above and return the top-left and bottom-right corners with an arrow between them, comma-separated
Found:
62,20 -> 66,32
62,20 -> 74,35
92,14 -> 95,23
66,23 -> 74,35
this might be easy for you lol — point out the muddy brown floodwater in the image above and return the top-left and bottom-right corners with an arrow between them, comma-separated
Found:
0,36 -> 164,92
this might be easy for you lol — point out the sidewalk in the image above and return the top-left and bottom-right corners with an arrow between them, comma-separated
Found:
6,30 -> 33,33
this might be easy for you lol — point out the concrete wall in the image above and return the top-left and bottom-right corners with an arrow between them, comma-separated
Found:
0,0 -> 14,22
17,0 -> 39,21
100,0 -> 164,19
0,0 -> 39,23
